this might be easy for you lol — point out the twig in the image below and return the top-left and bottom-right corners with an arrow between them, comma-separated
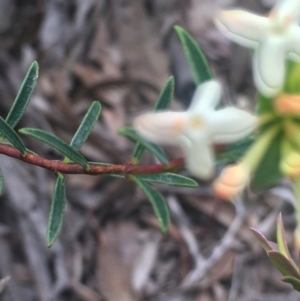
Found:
168,195 -> 206,267
181,196 -> 246,288
0,144 -> 184,175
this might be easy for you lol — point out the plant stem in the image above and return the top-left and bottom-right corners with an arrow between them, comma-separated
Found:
0,144 -> 184,175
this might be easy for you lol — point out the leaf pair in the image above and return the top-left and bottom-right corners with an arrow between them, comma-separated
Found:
251,213 -> 300,292
20,101 -> 102,170
45,102 -> 101,247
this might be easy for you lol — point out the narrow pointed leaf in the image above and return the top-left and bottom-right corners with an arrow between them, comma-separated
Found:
277,213 -> 292,261
136,173 -> 198,187
6,61 -> 39,128
47,173 -> 66,247
119,126 -> 168,165
282,276 -> 300,292
132,176 -> 170,233
70,101 -> 101,150
174,26 -> 213,85
251,132 -> 283,191
19,128 -> 88,169
133,77 -> 174,163
0,117 -> 26,154
217,136 -> 254,165
284,60 -> 300,94
250,228 -> 274,252
268,250 -> 300,278
154,76 -> 174,110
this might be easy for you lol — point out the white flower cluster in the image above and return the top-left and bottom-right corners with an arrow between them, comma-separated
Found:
134,0 -> 300,199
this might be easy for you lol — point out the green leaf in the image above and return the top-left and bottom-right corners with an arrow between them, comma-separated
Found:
119,126 -> 169,165
0,117 -> 26,155
256,93 -> 274,114
268,250 -> 300,278
249,228 -> 274,252
174,26 -> 213,85
0,169 -> 3,196
282,276 -> 300,292
47,173 -> 66,247
132,77 -> 174,164
251,132 -> 283,191
284,60 -> 300,94
277,213 -> 292,261
136,173 -> 198,187
6,61 -> 39,129
153,76 -> 175,110
19,128 -> 89,169
132,176 -> 170,233
70,101 -> 101,150
217,136 -> 254,165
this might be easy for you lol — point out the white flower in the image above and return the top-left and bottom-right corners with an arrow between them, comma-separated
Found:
215,0 -> 300,97
133,80 -> 257,179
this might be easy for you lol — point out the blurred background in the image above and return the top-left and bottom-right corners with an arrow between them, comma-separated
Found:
0,0 -> 298,300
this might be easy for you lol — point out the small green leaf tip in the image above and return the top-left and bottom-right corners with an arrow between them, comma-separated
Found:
0,117 -> 26,155
277,213 -> 292,260
47,173 -> 66,247
135,173 -> 198,187
282,276 -> 300,292
132,176 -> 170,233
133,77 -> 174,163
174,25 -> 213,85
6,61 -> 39,129
268,250 -> 300,278
249,227 -> 273,252
119,126 -> 169,165
19,128 -> 88,168
70,101 -> 102,150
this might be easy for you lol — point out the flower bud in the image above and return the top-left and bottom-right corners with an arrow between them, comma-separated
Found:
213,163 -> 250,200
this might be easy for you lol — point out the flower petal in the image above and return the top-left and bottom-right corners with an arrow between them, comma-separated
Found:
215,10 -> 267,48
133,111 -> 187,145
273,0 -> 300,22
208,107 -> 257,144
188,80 -> 221,113
252,38 -> 286,96
181,139 -> 214,179
287,27 -> 300,56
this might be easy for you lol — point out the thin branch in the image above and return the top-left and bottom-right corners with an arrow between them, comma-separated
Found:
0,144 -> 185,175
181,196 -> 246,288
168,195 -> 206,266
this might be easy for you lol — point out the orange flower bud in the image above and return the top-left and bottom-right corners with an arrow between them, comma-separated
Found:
275,95 -> 300,116
213,163 -> 250,200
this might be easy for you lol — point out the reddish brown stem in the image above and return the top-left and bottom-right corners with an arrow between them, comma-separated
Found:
0,144 -> 185,175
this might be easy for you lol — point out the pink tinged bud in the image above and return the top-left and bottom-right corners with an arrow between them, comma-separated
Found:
275,95 -> 300,116
213,164 -> 250,200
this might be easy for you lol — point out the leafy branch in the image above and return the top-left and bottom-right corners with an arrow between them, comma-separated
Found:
0,27 -> 248,247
